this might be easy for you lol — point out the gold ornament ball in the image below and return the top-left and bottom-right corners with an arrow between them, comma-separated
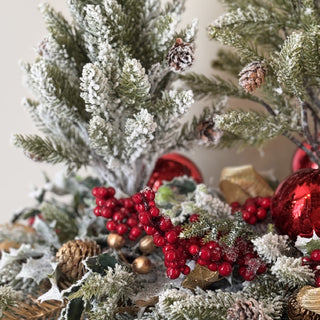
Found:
107,233 -> 125,249
132,256 -> 152,274
139,235 -> 155,254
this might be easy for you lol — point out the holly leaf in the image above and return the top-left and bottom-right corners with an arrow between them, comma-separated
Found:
16,251 -> 54,284
84,253 -> 118,274
306,239 -> 320,255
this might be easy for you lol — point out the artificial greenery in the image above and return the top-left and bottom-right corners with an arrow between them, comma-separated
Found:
183,0 -> 320,166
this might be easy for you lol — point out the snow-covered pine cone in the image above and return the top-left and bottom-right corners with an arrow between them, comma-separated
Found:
56,239 -> 101,280
196,120 -> 222,144
166,38 -> 194,72
239,61 -> 266,93
227,298 -> 271,320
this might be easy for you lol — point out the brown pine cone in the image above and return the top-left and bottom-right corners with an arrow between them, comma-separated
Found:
239,61 -> 266,93
227,298 -> 271,320
166,38 -> 194,72
196,120 -> 222,144
56,239 -> 101,280
288,289 -> 320,320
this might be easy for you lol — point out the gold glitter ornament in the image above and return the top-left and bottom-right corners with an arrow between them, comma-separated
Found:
107,233 -> 125,249
132,256 -> 152,274
139,236 -> 155,254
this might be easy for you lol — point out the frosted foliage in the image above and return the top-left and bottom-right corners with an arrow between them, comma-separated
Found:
0,286 -> 21,318
271,257 -> 315,287
168,89 -> 194,117
125,109 -> 157,162
195,184 -> 232,218
252,233 -> 290,263
81,63 -> 112,117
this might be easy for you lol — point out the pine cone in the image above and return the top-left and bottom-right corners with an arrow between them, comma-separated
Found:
239,61 -> 266,93
196,120 -> 222,144
56,239 -> 101,280
166,38 -> 194,72
227,298 -> 270,320
288,290 -> 320,320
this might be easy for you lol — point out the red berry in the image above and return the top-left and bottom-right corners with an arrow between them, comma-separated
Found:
211,248 -> 222,261
93,206 -> 101,217
127,217 -> 138,228
189,214 -> 199,223
150,207 -> 160,217
117,223 -> 128,235
148,201 -> 156,207
113,212 -> 124,222
218,262 -> 232,277
167,267 -> 180,279
242,210 -> 251,221
182,265 -> 191,275
256,207 -> 267,220
189,245 -> 200,255
208,262 -> 218,271
143,189 -> 155,201
260,197 -> 271,209
311,249 -> 320,262
153,234 -> 166,247
98,187 -> 108,198
144,225 -> 157,235
165,250 -> 177,262
105,198 -> 117,209
207,241 -> 220,250
302,256 -> 311,266
199,247 -> 211,261
132,193 -> 143,204
92,187 -> 99,197
96,198 -> 105,206
165,230 -> 179,244
123,198 -> 134,208
246,204 -> 257,214
248,216 -> 257,225
106,220 -> 117,231
242,268 -> 256,281
230,201 -> 241,210
101,207 -> 113,219
244,198 -> 255,207
197,258 -> 208,266
222,248 -> 238,263
159,217 -> 173,231
316,276 -> 320,287
162,245 -> 176,253
135,204 -> 146,213
139,211 -> 152,226
129,226 -> 142,238
107,187 -> 116,197
257,261 -> 267,274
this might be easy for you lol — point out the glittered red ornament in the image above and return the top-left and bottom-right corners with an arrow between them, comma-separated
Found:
292,144 -> 319,172
147,153 -> 203,191
271,169 -> 320,240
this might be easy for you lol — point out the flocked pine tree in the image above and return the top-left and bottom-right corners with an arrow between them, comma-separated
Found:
13,0 -> 201,194
182,0 -> 320,167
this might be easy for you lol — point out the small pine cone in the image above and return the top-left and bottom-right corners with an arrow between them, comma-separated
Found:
56,239 -> 101,280
288,290 -> 320,320
196,120 -> 223,144
239,61 -> 266,93
227,298 -> 270,320
166,38 -> 194,72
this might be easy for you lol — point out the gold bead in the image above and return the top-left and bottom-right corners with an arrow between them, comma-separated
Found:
107,233 -> 125,249
139,235 -> 155,255
132,256 -> 152,274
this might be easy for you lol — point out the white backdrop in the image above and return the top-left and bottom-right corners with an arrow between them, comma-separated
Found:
0,0 -> 296,223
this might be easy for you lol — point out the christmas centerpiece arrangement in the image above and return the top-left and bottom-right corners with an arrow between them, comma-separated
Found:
2,0 -> 320,319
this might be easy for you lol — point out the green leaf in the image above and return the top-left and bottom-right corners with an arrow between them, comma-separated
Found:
306,239 -> 320,255
66,298 -> 84,320
85,253 -> 118,274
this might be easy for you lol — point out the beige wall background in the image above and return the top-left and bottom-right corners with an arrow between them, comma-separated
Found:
0,1 -> 296,223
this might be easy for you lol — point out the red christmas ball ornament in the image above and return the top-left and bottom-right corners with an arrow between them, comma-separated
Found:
292,144 -> 319,172
271,169 -> 320,240
147,153 -> 203,191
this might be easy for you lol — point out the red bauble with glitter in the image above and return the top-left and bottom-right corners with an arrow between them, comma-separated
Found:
147,153 -> 203,191
271,169 -> 320,240
292,144 -> 319,172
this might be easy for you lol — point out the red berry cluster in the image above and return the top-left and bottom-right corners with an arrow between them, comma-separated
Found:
302,249 -> 320,287
92,186 -> 143,241
133,190 -> 267,280
231,196 -> 272,225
